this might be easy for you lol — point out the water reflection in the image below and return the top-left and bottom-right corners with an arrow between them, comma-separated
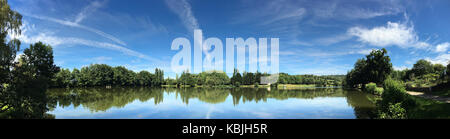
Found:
46,87 -> 376,119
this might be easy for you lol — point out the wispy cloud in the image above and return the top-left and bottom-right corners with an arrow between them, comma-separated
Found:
25,13 -> 127,46
13,22 -> 162,64
84,56 -> 113,64
74,0 -> 106,24
314,34 -> 352,46
20,0 -> 126,46
165,0 -> 199,33
280,48 -> 373,57
312,0 -> 404,20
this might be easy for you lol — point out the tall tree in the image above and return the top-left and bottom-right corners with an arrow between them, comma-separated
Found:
231,69 -> 243,86
345,48 -> 392,87
411,59 -> 433,78
365,48 -> 393,84
447,62 -> 450,79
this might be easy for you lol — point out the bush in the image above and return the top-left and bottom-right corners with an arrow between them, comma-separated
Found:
365,83 -> 383,95
234,82 -> 241,87
379,103 -> 407,119
254,82 -> 259,88
376,79 -> 416,119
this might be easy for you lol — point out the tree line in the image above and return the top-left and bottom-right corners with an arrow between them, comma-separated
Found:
52,65 -> 164,88
390,59 -> 449,88
345,48 -> 449,88
277,73 -> 344,86
164,68 -> 345,87
166,70 -> 231,87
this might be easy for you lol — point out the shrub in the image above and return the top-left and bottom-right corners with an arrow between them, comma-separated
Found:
254,82 -> 259,88
379,103 -> 407,119
377,79 -> 416,119
365,83 -> 383,95
234,82 -> 241,87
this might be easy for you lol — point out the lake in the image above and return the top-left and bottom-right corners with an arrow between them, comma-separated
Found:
46,87 -> 377,119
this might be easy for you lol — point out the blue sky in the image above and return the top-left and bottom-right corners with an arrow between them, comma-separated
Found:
7,0 -> 450,78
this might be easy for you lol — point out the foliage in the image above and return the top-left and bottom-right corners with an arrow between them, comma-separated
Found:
447,63 -> 450,77
278,73 -> 344,86
53,68 -> 71,87
136,71 -> 152,86
411,59 -> 433,78
345,48 -> 393,88
390,69 -> 408,81
365,83 -> 383,95
376,79 -> 415,119
230,69 -> 243,86
393,60 -> 449,88
52,65 -> 164,88
0,2 -> 59,118
378,103 -> 407,119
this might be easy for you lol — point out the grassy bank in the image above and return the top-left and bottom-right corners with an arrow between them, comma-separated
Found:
408,96 -> 450,119
430,90 -> 450,97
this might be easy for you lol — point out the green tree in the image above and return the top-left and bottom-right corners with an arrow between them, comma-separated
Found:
179,70 -> 194,86
53,68 -> 71,87
345,48 -> 392,88
113,66 -> 131,86
255,71 -> 262,84
242,72 -> 255,85
447,63 -> 450,78
411,59 -> 433,78
71,68 -> 81,87
6,42 -> 59,118
365,48 -> 393,84
20,42 -> 59,83
79,66 -> 92,86
136,71 -> 152,86
231,69 -> 243,86
89,64 -> 114,86
433,64 -> 445,74
153,68 -> 164,86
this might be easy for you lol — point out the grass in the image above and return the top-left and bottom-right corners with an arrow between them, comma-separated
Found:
430,90 -> 450,97
239,85 -> 270,88
277,84 -> 317,89
407,96 -> 450,119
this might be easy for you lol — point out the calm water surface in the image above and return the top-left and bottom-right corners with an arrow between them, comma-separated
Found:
46,87 -> 376,119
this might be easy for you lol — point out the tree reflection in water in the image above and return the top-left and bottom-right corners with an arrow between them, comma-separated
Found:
46,87 -> 377,118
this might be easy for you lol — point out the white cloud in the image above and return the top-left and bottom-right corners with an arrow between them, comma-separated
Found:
74,0 -> 105,24
85,56 -> 113,64
165,0 -> 199,33
315,34 -> 352,45
394,66 -> 409,70
279,48 -> 373,57
426,53 -> 450,65
313,0 -> 404,20
12,22 -> 162,64
24,13 -> 127,46
348,49 -> 373,55
435,42 -> 450,53
348,21 -> 430,49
